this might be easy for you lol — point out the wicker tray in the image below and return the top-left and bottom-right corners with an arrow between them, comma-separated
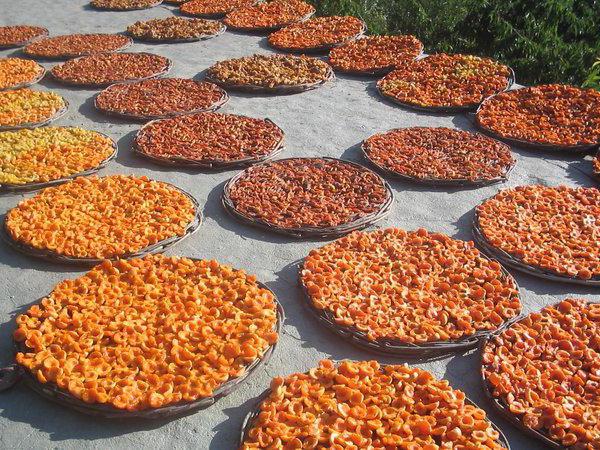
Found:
180,0 -> 261,19
0,28 -> 49,50
225,10 -> 315,33
90,0 -> 163,11
268,22 -> 366,54
474,93 -> 600,153
94,84 -> 229,121
50,54 -> 172,88
361,132 -> 515,188
0,66 -> 46,92
22,36 -> 133,61
127,23 -> 226,43
0,130 -> 117,193
0,283 -> 284,419
377,66 -> 515,114
133,117 -> 285,169
298,256 -> 523,359
330,45 -> 425,77
2,185 -> 202,266
222,157 -> 394,239
472,213 -> 600,287
204,66 -> 334,94
239,368 -> 512,449
0,100 -> 68,132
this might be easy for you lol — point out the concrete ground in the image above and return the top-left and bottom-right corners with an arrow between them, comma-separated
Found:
0,1 -> 597,449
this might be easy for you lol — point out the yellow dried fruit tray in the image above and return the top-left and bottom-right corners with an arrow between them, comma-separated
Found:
0,89 -> 68,131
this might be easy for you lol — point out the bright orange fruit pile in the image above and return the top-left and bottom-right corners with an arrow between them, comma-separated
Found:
224,0 -> 314,30
0,58 -> 44,90
0,88 -> 66,127
476,84 -> 600,147
14,255 -> 279,411
482,298 -> 600,449
363,127 -> 515,182
329,35 -> 423,74
91,0 -> 160,9
301,228 -> 521,343
6,175 -> 197,259
0,25 -> 47,48
378,53 -> 511,108
477,185 -> 600,280
181,0 -> 256,17
23,33 -> 131,58
242,359 -> 507,449
268,16 -> 364,51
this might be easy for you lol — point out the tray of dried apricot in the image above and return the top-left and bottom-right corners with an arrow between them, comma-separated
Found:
2,175 -> 202,265
126,17 -> 226,43
299,228 -> 522,359
90,0 -> 163,10
0,127 -> 117,192
0,25 -> 48,49
329,35 -> 423,76
0,58 -> 46,91
267,15 -> 366,53
480,298 -> 600,449
0,88 -> 68,131
134,112 -> 284,169
205,54 -> 334,94
377,53 -> 514,113
180,0 -> 258,19
362,127 -> 515,187
223,0 -> 315,33
0,255 -> 283,419
222,157 -> 393,238
239,360 -> 512,449
94,78 -> 228,121
473,185 -> 600,286
50,52 -> 172,88
594,152 -> 600,181
475,84 -> 600,153
22,33 -> 133,59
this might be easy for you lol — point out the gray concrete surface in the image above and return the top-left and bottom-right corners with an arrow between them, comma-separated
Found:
0,2 -> 598,449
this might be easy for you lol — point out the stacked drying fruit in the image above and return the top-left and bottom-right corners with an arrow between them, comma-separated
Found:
127,17 -> 224,41
0,127 -> 115,185
0,58 -> 45,90
5,175 -> 197,259
223,0 -> 315,31
482,298 -> 600,449
23,33 -> 131,58
0,88 -> 66,128
241,360 -> 508,449
14,255 -> 279,411
378,53 -> 511,109
180,0 -> 256,17
0,25 -> 48,48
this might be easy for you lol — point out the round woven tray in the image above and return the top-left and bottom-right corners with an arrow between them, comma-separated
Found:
133,117 -> 285,169
361,131 -> 515,187
474,92 -> 600,153
2,185 -> 202,266
50,54 -> 172,88
127,22 -> 226,43
0,283 -> 284,419
180,0 -> 261,19
0,66 -> 46,92
204,66 -> 334,94
0,28 -> 49,49
225,10 -> 315,33
0,100 -> 68,132
94,84 -> 229,121
377,66 -> 515,114
239,367 -> 512,450
472,213 -> 600,287
222,157 -> 394,239
22,36 -> 133,61
330,45 -> 425,77
90,0 -> 163,11
0,130 -> 117,193
298,256 -> 523,359
268,21 -> 366,54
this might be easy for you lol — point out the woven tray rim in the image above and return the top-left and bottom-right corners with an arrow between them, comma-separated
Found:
204,63 -> 335,94
50,53 -> 172,88
376,62 -> 515,113
93,80 -> 229,121
179,0 -> 261,19
127,21 -> 226,43
0,99 -> 68,131
0,64 -> 46,92
238,363 -> 512,450
477,299 -> 600,450
90,0 -> 163,11
361,127 -> 516,187
223,9 -> 316,33
0,28 -> 49,49
133,116 -> 285,169
297,245 -> 523,358
2,182 -> 202,266
474,90 -> 600,153
0,129 -> 118,192
22,35 -> 133,60
267,20 -> 367,54
472,213 -> 600,286
221,157 -> 394,239
7,278 -> 284,419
